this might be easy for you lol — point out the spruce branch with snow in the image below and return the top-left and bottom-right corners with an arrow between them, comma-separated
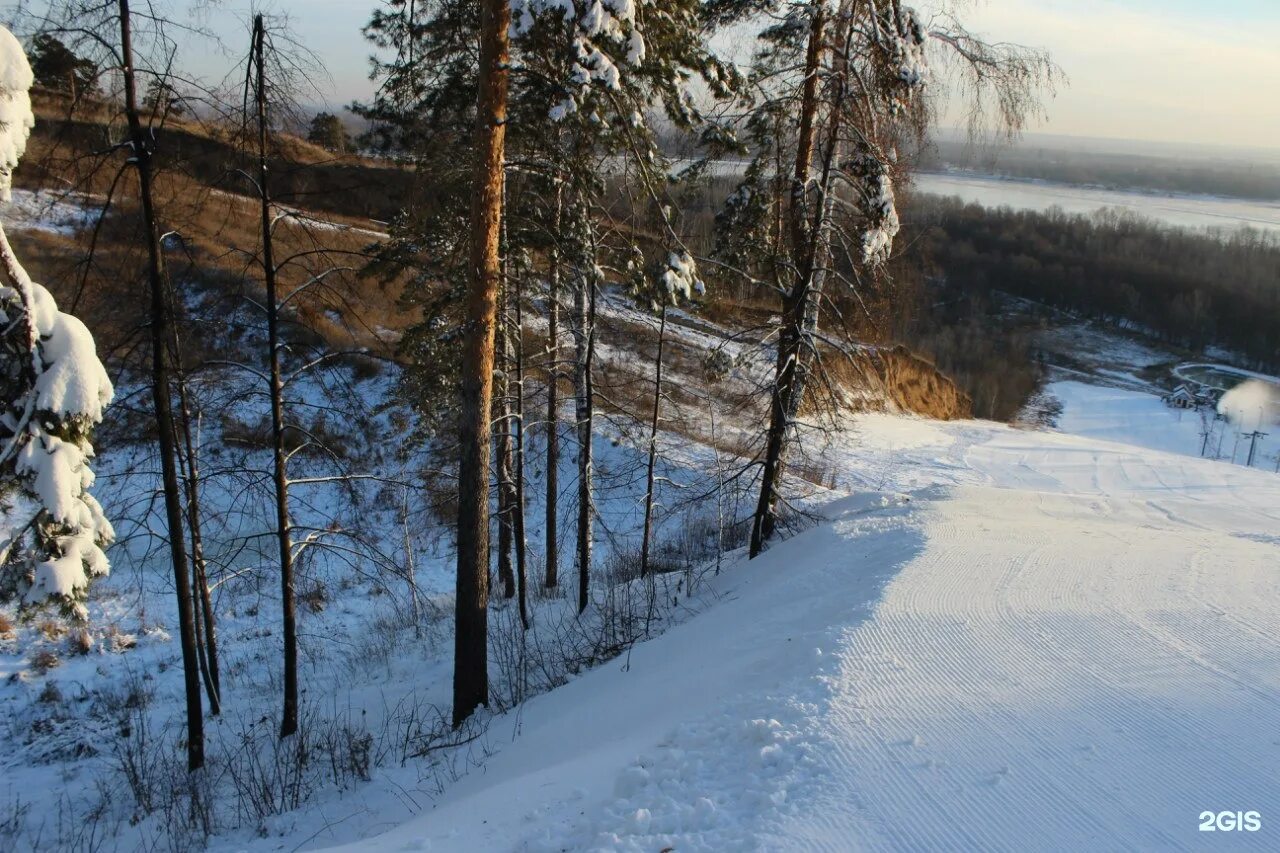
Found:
0,25 -> 114,620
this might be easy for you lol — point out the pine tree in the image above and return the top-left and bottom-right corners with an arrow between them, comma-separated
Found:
358,0 -> 740,715
28,33 -> 98,99
306,111 -> 352,152
0,26 -> 114,620
636,251 -> 704,578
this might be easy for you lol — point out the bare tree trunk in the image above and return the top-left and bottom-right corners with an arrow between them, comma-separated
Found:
639,305 -> 667,577
175,385 -> 220,715
169,274 -> 220,713
750,6 -> 826,559
543,185 -> 562,589
453,0 -> 510,727
573,263 -> 596,614
495,278 -> 516,600
513,264 -> 529,630
401,488 -> 422,636
118,0 -> 204,771
252,16 -> 300,739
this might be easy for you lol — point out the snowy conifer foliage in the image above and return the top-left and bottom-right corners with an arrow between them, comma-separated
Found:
511,0 -> 646,121
0,26 -> 114,619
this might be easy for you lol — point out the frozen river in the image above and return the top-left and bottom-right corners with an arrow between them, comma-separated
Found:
914,172 -> 1280,236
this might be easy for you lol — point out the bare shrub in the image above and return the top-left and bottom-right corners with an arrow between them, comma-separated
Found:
68,627 -> 94,656
30,649 -> 60,673
8,784 -> 121,853
299,580 -> 329,614
105,625 -> 137,652
37,619 -> 65,641
0,794 -> 28,846
37,680 -> 62,704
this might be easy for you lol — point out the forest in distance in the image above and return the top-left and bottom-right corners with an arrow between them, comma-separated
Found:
902,196 -> 1280,377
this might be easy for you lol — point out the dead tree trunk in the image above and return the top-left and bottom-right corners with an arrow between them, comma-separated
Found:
639,305 -> 667,577
543,185 -> 562,589
118,0 -> 204,770
453,0 -> 510,727
750,6 -> 826,559
251,16 -> 299,739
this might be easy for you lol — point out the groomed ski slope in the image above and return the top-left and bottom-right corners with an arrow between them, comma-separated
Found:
334,416 -> 1280,852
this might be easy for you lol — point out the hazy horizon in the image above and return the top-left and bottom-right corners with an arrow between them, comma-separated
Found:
7,0 -> 1279,153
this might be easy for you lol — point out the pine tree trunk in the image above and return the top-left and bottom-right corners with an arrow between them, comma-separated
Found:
543,185 -> 562,589
574,265 -> 596,614
252,16 -> 300,739
639,305 -> 667,578
750,5 -> 826,559
118,0 -> 204,771
453,0 -> 509,727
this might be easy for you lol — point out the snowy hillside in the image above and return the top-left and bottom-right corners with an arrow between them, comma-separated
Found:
297,413 -> 1280,852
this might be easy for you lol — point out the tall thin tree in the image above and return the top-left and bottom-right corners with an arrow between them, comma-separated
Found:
495,275 -> 517,600
453,0 -> 511,727
543,182 -> 562,589
174,367 -> 220,714
511,252 -> 529,629
639,304 -> 667,578
749,4 -> 826,558
572,227 -> 597,615
117,0 -> 204,770
249,14 -> 300,738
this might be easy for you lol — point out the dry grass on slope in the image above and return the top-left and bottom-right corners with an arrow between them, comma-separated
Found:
818,345 -> 973,421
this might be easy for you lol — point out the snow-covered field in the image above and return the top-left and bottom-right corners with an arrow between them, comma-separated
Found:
320,412 -> 1280,851
1046,379 -> 1277,470
1050,380 -> 1225,460
915,172 -> 1280,236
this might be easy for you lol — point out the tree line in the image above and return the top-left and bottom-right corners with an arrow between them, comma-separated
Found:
909,196 -> 1280,372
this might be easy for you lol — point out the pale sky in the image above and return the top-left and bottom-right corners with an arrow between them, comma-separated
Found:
954,0 -> 1280,150
13,0 -> 1280,151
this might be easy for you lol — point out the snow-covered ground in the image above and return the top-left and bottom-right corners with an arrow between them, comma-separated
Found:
6,362 -> 1278,849
1047,380 -> 1277,470
0,188 -> 101,235
1050,380 -> 1217,458
316,412 -> 1280,851
915,172 -> 1280,236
